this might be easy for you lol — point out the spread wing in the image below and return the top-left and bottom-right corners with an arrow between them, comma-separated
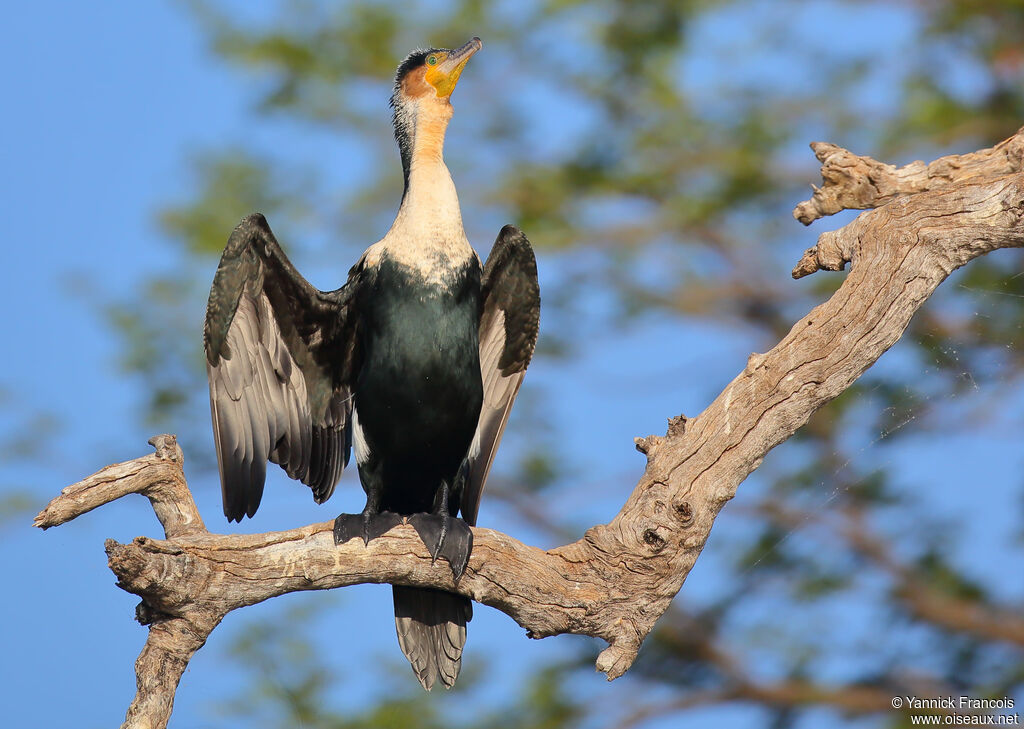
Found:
461,225 -> 541,525
204,213 -> 361,522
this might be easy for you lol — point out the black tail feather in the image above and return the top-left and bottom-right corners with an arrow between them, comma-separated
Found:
393,586 -> 472,690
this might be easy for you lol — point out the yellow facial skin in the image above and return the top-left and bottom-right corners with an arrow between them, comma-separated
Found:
424,53 -> 468,97
422,38 -> 482,98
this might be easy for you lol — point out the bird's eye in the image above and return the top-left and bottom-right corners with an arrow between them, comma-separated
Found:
427,56 -> 437,66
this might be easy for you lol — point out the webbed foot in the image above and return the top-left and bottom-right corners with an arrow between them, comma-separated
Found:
333,510 -> 402,546
408,513 -> 474,580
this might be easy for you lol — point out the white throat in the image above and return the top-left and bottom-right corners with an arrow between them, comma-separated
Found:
390,157 -> 466,241
363,113 -> 474,283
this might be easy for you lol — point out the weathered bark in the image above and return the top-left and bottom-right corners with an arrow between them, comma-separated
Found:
792,126 -> 1024,225
36,126 -> 1024,729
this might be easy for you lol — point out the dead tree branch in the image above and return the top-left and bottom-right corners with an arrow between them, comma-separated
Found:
37,127 -> 1024,729
793,124 -> 1024,225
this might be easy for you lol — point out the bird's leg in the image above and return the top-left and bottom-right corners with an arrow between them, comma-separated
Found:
408,479 -> 473,581
334,460 -> 401,546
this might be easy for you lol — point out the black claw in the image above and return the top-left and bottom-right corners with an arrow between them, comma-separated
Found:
409,513 -> 474,580
333,513 -> 363,545
334,511 -> 401,546
409,513 -> 444,561
440,518 -> 473,580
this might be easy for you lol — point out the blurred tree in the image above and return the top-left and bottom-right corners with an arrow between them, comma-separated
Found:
102,0 -> 1024,726
0,387 -> 60,534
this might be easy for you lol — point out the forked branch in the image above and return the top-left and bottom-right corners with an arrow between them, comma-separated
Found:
37,126 -> 1024,729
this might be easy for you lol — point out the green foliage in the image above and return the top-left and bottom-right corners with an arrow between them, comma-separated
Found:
0,411 -> 60,462
0,490 -> 37,533
159,151 -> 316,256
213,596 -> 582,729
915,550 -> 987,602
519,451 -> 560,493
0,392 -> 60,534
883,1 -> 1024,150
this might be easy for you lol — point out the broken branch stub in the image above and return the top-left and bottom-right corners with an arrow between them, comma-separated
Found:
793,125 -> 1024,225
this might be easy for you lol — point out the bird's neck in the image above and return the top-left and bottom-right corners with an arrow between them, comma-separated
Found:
389,110 -> 466,243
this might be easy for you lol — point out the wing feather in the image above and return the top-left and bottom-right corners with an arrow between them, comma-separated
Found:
461,225 -> 540,525
205,213 -> 361,521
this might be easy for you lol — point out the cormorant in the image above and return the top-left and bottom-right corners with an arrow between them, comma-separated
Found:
203,37 -> 541,690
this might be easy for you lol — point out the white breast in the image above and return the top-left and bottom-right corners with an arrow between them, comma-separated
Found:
363,159 -> 476,285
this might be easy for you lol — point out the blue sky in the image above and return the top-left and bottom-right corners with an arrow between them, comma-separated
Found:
3,2 -> 1022,728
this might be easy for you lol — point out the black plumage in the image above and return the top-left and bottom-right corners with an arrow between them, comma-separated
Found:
204,214 -> 357,521
464,225 -> 540,525
203,38 -> 540,690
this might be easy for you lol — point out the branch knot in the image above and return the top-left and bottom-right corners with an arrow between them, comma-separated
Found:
634,435 -> 663,457
148,434 -> 183,464
673,500 -> 694,525
667,415 -> 687,437
792,230 -> 855,279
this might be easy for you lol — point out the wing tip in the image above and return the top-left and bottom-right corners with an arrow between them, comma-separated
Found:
222,476 -> 262,522
238,212 -> 270,232
497,223 -> 526,243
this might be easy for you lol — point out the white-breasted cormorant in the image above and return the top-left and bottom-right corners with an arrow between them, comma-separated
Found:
203,37 -> 541,690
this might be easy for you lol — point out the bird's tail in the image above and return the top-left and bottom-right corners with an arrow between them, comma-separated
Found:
393,585 -> 472,690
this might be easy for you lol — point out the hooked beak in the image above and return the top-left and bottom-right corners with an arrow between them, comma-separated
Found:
430,37 -> 482,97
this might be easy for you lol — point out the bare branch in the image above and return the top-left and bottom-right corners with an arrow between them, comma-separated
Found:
37,133 -> 1024,728
122,612 -> 220,729
35,434 -> 204,539
793,125 -> 1024,225
793,171 -> 1024,278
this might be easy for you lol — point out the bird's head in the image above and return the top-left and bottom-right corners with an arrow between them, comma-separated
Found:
392,37 -> 482,109
390,38 -> 481,176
